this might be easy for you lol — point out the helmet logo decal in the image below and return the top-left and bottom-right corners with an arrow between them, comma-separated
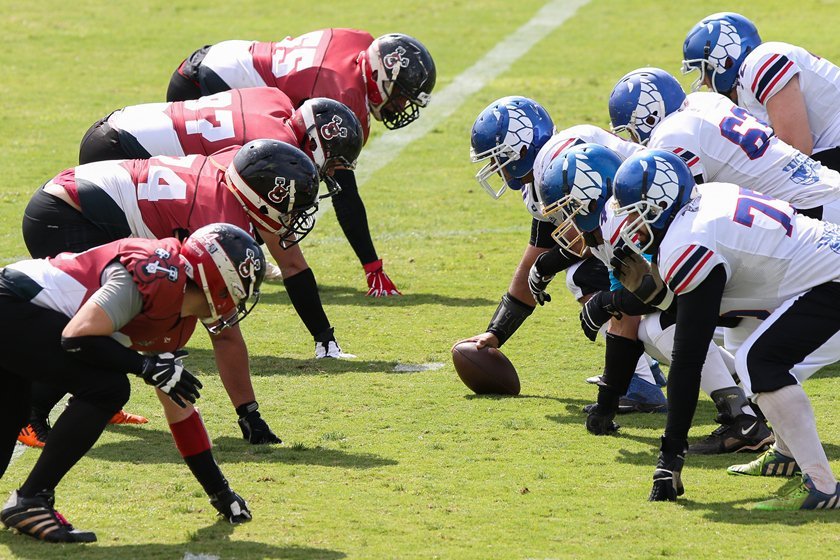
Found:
709,20 -> 741,68
634,78 -> 665,138
568,155 -> 603,216
238,247 -> 262,279
383,46 -> 410,70
499,107 -> 535,159
267,176 -> 290,204
320,115 -> 348,141
646,155 -> 681,210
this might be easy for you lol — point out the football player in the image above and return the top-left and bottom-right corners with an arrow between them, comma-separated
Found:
0,223 -> 263,542
682,12 -> 840,170
535,144 -> 772,453
167,29 -> 438,297
19,139 -> 317,447
609,67 -> 840,223
463,96 -> 668,418
77,88 -> 360,350
614,150 -> 840,510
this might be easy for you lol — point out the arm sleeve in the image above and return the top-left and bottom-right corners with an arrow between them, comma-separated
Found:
90,262 -> 144,331
663,264 -> 727,443
530,218 -> 558,249
533,245 -> 582,276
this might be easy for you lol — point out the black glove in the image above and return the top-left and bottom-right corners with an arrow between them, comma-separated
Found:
649,436 -> 687,502
610,246 -> 672,309
210,487 -> 252,524
140,351 -> 201,408
585,404 -> 620,435
237,402 -> 282,445
527,253 -> 556,306
579,291 -> 622,342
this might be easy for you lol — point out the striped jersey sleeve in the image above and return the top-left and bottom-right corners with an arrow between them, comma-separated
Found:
670,147 -> 706,183
661,244 -> 724,295
743,52 -> 800,105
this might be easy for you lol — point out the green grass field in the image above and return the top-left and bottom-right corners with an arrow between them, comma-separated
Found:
1,0 -> 839,558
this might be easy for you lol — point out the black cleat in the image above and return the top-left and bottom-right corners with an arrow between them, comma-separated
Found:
1,490 -> 96,543
689,415 -> 775,455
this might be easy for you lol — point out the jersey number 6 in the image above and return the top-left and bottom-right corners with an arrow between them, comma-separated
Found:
719,107 -> 773,160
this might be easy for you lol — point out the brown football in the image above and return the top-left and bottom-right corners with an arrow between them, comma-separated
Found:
451,341 -> 520,395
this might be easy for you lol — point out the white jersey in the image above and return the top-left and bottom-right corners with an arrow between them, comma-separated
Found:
736,42 -> 840,155
524,125 -> 643,221
201,40 -> 267,88
649,92 -> 840,209
590,197 -> 627,267
657,182 -> 840,319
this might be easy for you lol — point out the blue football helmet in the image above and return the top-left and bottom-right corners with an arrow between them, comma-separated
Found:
613,149 -> 695,254
682,12 -> 762,94
608,68 -> 686,146
470,96 -> 554,199
538,144 -> 623,256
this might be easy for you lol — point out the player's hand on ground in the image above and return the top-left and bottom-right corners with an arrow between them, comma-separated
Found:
364,259 -> 402,296
140,352 -> 202,408
527,259 -> 555,306
457,332 -> 500,350
649,436 -> 687,502
210,487 -> 252,524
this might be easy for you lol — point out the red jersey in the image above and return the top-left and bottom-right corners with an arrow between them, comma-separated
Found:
7,238 -> 196,352
108,88 -> 298,157
50,148 -> 254,242
200,29 -> 373,141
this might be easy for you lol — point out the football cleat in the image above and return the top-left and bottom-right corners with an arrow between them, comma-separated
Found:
618,396 -> 667,414
210,487 -> 252,524
688,415 -> 774,455
315,340 -> 357,359
263,261 -> 284,282
17,418 -> 51,448
108,409 -> 149,425
1,490 -> 96,543
727,446 -> 801,477
753,474 -> 840,511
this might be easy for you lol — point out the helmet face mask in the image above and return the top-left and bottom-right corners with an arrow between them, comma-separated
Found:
181,224 -> 267,334
470,96 -> 554,199
681,12 -> 762,94
609,68 -> 687,146
225,140 -> 320,247
613,150 -> 696,255
536,144 -> 623,257
366,34 -> 436,130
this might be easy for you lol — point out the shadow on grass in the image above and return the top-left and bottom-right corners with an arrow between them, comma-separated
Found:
86,425 -> 397,469
462,393 -> 569,403
259,283 -> 498,308
677,492 -> 840,525
0,518 -> 346,559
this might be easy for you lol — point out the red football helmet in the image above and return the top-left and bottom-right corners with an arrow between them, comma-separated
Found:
362,33 -> 436,130
181,223 -> 266,334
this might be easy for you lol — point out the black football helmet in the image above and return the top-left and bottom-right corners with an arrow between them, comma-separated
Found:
290,98 -> 364,197
364,33 -> 436,130
225,139 -> 320,246
182,223 -> 267,334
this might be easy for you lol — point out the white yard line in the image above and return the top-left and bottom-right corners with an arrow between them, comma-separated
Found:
319,0 -> 590,213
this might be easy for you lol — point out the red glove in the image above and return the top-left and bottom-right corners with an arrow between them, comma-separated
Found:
363,259 -> 402,296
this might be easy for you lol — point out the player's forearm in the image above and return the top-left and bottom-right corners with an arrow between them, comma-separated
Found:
210,324 -> 256,407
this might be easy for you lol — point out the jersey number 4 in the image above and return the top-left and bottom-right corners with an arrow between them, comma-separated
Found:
719,107 -> 773,160
732,188 -> 793,236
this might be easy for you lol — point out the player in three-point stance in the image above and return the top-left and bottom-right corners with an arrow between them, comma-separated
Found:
613,149 -> 840,510
0,223 -> 264,542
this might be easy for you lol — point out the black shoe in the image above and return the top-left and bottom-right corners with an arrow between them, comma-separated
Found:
689,415 -> 775,455
210,487 -> 253,524
617,396 -> 667,414
238,411 -> 282,445
1,490 -> 96,543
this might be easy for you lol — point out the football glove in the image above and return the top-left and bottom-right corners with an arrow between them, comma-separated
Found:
527,254 -> 555,306
585,404 -> 620,435
140,351 -> 201,408
610,247 -> 672,309
649,436 -> 687,502
236,402 -> 282,445
364,259 -> 401,297
579,291 -> 622,342
210,487 -> 252,524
